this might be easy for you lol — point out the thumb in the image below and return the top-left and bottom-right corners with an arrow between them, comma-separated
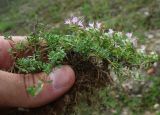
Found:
0,65 -> 75,108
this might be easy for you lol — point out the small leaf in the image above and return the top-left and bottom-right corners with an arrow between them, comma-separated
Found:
27,86 -> 36,96
35,81 -> 44,96
27,80 -> 44,96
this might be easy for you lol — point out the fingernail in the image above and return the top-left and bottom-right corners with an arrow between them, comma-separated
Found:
49,66 -> 73,90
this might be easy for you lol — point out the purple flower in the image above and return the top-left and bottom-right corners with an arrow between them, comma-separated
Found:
126,32 -> 133,38
96,22 -> 101,29
71,16 -> 79,24
64,19 -> 71,25
141,45 -> 146,51
131,37 -> 137,47
77,20 -> 84,27
108,29 -> 114,35
89,22 -> 94,28
138,45 -> 146,53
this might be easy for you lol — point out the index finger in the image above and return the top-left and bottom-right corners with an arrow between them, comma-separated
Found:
0,36 -> 27,70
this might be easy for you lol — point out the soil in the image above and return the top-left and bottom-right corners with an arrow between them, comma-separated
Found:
0,51 -> 111,115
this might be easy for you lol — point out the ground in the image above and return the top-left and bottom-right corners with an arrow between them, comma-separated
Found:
0,0 -> 160,115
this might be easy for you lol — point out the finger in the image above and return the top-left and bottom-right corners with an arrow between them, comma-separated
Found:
0,36 -> 26,69
0,65 -> 75,108
0,37 -> 13,69
8,36 -> 27,46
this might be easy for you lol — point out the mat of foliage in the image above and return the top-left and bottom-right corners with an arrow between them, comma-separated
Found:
2,17 -> 158,114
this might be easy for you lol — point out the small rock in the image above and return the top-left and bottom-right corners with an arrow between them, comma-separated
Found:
144,111 -> 155,115
153,62 -> 158,67
147,68 -> 155,75
148,34 -> 154,39
144,11 -> 149,16
154,103 -> 159,109
136,94 -> 142,98
121,108 -> 131,115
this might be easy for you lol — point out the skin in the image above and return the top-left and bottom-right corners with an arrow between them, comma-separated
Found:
0,36 -> 75,108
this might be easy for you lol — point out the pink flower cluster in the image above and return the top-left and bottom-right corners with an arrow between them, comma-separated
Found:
64,16 -> 102,29
88,22 -> 102,29
65,16 -> 84,27
65,17 -> 138,47
130,38 -> 137,47
125,32 -> 137,47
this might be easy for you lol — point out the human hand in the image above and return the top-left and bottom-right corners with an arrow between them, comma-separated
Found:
0,36 -> 75,108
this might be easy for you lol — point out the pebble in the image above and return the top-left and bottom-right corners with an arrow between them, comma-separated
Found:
147,34 -> 154,39
147,68 -> 155,75
154,103 -> 159,109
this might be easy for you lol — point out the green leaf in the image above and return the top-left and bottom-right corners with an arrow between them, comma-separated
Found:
27,80 -> 44,96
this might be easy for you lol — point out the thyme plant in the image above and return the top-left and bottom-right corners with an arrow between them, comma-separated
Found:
11,16 -> 158,96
